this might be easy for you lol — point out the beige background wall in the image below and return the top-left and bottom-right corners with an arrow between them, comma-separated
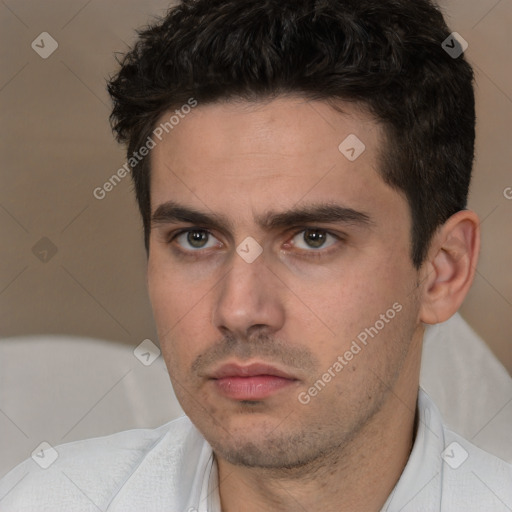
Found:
1,0 -> 511,375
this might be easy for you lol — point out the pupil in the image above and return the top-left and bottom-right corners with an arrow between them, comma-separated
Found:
188,230 -> 207,248
305,229 -> 325,248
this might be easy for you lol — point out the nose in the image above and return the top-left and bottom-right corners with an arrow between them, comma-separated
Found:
212,250 -> 285,340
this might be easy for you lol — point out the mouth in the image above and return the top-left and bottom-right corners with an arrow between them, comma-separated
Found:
208,362 -> 299,401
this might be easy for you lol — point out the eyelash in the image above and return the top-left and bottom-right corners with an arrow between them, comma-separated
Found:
167,227 -> 345,261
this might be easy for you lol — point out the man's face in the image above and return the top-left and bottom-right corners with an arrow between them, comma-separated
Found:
148,97 -> 423,469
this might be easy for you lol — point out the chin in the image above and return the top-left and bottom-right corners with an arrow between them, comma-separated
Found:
206,419 -> 329,471
214,438 -> 309,469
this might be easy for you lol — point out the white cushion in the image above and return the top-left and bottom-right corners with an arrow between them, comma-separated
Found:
0,336 -> 183,478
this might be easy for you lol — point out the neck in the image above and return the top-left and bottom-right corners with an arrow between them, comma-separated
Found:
216,335 -> 422,512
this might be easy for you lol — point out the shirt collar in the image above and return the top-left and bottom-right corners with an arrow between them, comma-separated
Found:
197,452 -> 221,512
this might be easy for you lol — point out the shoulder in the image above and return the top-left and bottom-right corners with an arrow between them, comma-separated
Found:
440,427 -> 512,510
395,389 -> 512,511
0,416 -> 204,512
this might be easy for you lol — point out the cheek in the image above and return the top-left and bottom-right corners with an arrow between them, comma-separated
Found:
148,251 -> 196,326
312,260 -> 414,351
147,259 -> 210,368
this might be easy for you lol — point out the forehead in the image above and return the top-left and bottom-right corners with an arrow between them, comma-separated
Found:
149,97 -> 400,226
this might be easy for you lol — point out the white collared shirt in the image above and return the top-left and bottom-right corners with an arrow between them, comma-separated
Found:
1,388 -> 511,511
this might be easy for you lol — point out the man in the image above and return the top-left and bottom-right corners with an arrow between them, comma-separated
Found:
1,0 -> 511,510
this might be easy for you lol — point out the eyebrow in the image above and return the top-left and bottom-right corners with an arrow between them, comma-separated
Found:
151,200 -> 374,233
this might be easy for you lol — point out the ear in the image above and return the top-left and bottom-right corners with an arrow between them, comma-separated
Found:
419,209 -> 480,325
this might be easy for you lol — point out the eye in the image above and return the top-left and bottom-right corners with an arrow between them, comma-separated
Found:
173,229 -> 221,251
289,228 -> 338,251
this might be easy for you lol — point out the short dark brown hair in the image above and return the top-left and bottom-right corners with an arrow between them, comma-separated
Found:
107,0 -> 475,268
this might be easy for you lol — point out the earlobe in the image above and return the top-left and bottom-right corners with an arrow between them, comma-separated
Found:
419,210 -> 480,325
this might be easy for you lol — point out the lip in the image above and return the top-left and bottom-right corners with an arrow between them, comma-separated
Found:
209,362 -> 299,401
209,362 -> 297,380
